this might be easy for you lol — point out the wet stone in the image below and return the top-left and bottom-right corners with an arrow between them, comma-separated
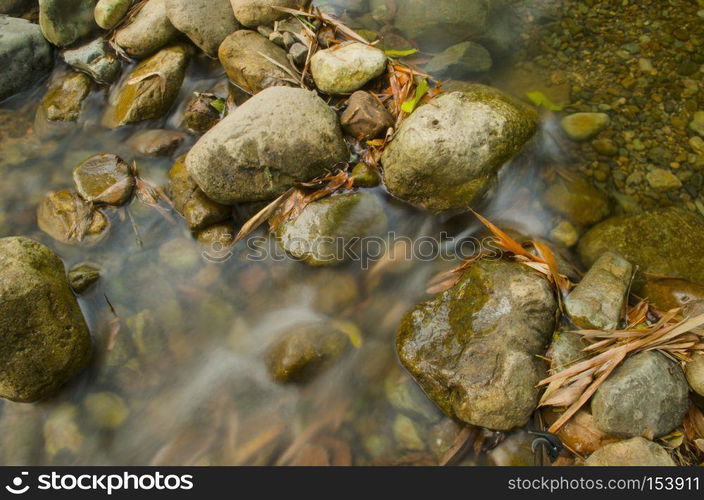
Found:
578,207 -> 704,290
102,45 -> 189,128
585,437 -> 675,466
35,72 -> 92,138
218,30 -> 295,95
39,0 -> 97,47
169,156 -> 231,230
351,162 -> 381,188
266,321 -> 350,383
164,0 -> 240,57
311,42 -> 387,95
73,153 -> 135,206
424,41 -> 493,78
340,91 -> 394,141
549,330 -> 588,372
382,84 -> 537,212
62,38 -> 121,84
37,190 -> 110,247
686,353 -> 704,398
591,351 -> 689,438
0,16 -> 53,102
186,86 -> 348,204
68,263 -> 100,294
195,221 -> 235,247
560,112 -> 610,142
642,278 -> 704,311
113,0 -> 179,58
541,174 -> 611,227
276,192 -> 388,267
83,392 -> 129,430
396,260 -> 557,430
230,0 -> 300,28
127,129 -> 188,157
289,42 -> 308,66
181,93 -> 224,133
0,237 -> 92,402
94,0 -> 131,30
565,252 -> 633,330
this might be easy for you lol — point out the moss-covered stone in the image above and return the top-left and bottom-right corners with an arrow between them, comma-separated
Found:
113,0 -> 179,58
564,251 -> 633,330
37,190 -> 110,246
578,208 -> 704,289
169,155 -> 231,230
218,30 -> 295,95
0,237 -> 92,402
39,0 -> 97,47
35,72 -> 92,138
276,192 -> 388,266
396,260 -> 557,430
382,84 -> 537,212
265,321 -> 350,383
541,174 -> 611,227
186,87 -> 349,204
102,45 -> 189,128
73,153 -> 135,206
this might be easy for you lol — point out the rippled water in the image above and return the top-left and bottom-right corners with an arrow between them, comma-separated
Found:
0,0 -> 674,466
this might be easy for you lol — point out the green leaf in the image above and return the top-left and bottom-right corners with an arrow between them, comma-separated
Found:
401,79 -> 430,114
211,98 -> 226,114
525,90 -> 563,111
384,48 -> 419,58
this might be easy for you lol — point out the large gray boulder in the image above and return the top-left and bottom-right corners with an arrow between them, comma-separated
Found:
396,260 -> 557,430
0,16 -> 53,102
0,237 -> 92,402
578,207 -> 704,290
186,86 -> 349,204
382,84 -> 537,212
591,351 -> 689,438
165,0 -> 240,57
39,0 -> 97,47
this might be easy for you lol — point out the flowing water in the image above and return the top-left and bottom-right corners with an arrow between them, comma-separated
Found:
0,0 -> 701,465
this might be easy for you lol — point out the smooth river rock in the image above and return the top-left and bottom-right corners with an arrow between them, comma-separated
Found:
165,0 -> 240,57
396,260 -> 557,430
310,42 -> 387,95
276,192 -> 388,266
0,16 -> 53,102
382,84 -> 537,212
35,72 -> 92,138
578,207 -> 704,289
102,44 -> 188,128
218,30 -> 295,95
230,0 -> 301,28
94,0 -> 131,30
113,0 -> 179,58
186,86 -> 348,204
585,437 -> 675,466
39,0 -> 97,47
591,351 -> 689,438
564,252 -> 633,330
0,237 -> 92,402
62,38 -> 121,84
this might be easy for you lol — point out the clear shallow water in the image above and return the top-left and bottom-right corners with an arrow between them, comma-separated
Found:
0,0 -> 605,466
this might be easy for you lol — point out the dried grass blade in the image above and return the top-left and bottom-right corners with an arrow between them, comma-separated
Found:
234,188 -> 295,245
